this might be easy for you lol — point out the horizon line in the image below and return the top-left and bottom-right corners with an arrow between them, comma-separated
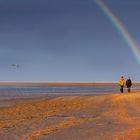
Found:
0,81 -> 139,83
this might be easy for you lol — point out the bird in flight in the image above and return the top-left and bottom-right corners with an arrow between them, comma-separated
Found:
11,64 -> 19,68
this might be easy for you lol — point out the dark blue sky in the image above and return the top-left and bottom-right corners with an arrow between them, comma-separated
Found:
0,0 -> 140,81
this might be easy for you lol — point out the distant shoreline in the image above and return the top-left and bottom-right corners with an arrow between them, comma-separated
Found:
0,82 -> 117,87
0,82 -> 140,87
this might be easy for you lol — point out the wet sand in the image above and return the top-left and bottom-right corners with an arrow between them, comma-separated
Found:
0,92 -> 140,140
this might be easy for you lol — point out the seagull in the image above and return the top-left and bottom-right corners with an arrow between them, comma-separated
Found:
11,64 -> 19,68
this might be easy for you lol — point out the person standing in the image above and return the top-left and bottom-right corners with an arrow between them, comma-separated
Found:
119,76 -> 125,93
126,77 -> 132,93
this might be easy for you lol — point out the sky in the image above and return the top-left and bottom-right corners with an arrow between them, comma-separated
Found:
0,0 -> 140,81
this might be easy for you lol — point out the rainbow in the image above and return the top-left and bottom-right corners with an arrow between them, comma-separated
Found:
95,0 -> 140,63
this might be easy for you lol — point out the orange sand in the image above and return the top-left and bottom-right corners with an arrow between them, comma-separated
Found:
0,93 -> 140,140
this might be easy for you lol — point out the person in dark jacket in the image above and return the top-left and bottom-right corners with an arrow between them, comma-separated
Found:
126,77 -> 132,93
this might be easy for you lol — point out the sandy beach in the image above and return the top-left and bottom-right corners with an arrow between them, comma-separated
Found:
0,92 -> 140,140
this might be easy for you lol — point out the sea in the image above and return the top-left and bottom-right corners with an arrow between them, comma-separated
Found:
0,86 -> 118,94
0,86 -> 140,101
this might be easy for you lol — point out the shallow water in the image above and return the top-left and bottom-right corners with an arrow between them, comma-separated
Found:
0,86 -> 118,94
0,86 -> 140,100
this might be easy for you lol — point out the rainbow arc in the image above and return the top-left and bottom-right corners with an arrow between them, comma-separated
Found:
95,0 -> 140,63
